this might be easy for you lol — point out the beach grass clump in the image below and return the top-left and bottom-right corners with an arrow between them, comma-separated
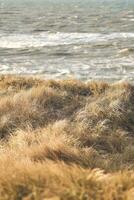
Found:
0,75 -> 133,199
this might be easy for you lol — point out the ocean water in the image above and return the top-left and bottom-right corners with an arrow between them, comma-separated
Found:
0,0 -> 134,81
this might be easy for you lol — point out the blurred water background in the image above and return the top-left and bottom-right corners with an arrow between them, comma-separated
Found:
0,0 -> 134,81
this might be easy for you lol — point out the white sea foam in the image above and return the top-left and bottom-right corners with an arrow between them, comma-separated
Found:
0,32 -> 134,49
0,55 -> 134,81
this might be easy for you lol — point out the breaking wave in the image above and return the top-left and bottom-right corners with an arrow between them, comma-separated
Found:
0,32 -> 134,49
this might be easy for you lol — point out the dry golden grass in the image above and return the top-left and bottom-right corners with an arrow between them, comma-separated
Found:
0,75 -> 133,199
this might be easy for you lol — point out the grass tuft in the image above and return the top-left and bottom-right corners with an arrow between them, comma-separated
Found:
0,75 -> 133,199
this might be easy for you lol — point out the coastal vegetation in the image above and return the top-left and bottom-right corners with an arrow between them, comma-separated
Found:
0,75 -> 133,200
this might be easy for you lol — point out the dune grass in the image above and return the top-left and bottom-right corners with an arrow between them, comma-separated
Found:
0,75 -> 133,200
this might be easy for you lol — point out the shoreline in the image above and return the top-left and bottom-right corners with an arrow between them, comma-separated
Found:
0,75 -> 133,199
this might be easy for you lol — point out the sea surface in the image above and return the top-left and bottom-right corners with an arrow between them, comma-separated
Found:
0,0 -> 134,81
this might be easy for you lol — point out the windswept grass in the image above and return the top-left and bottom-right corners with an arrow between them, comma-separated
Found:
0,75 -> 133,199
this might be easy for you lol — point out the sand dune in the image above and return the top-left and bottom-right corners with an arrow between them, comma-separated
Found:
0,75 -> 133,199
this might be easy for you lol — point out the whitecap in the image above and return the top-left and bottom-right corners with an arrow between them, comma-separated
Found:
0,32 -> 134,49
